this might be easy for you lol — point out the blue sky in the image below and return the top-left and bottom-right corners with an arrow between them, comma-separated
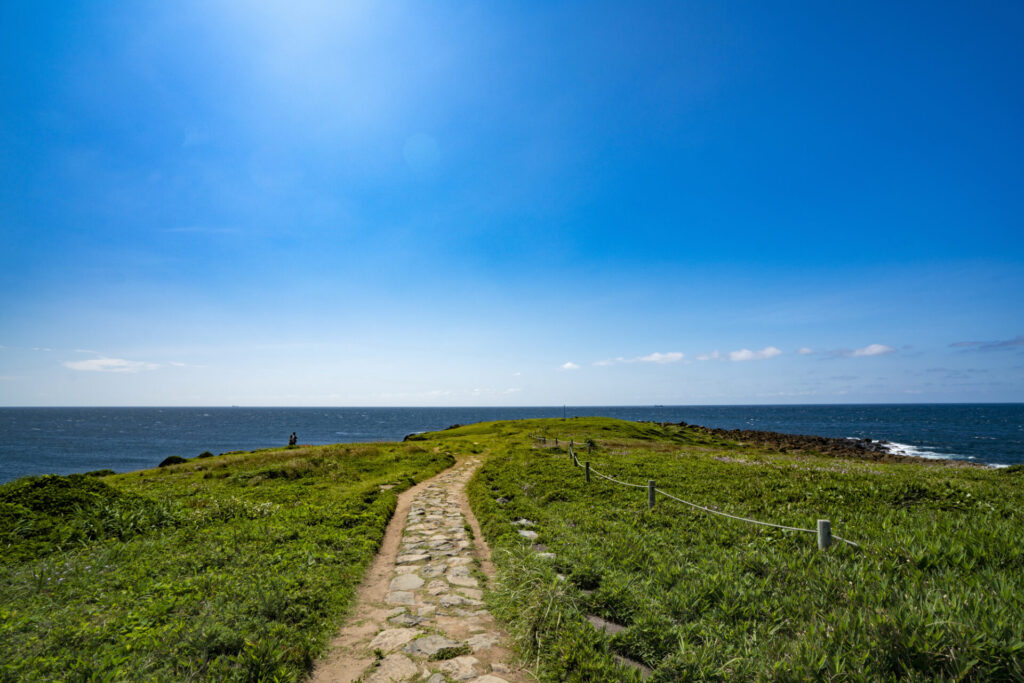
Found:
1,1 -> 1022,406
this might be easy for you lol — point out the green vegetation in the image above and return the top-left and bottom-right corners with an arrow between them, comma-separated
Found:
4,417 -> 1022,682
455,418 -> 1024,681
0,442 -> 453,682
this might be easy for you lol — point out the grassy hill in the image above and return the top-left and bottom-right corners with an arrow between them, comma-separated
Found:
2,417 -> 1022,681
453,417 -> 1024,681
0,441 -> 453,682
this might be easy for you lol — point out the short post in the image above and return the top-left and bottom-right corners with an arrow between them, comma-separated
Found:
817,519 -> 832,550
648,480 -> 656,509
555,438 -> 559,447
585,462 -> 590,483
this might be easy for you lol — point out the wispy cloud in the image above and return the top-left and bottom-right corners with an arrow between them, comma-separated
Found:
728,346 -> 782,362
849,344 -> 895,357
594,351 -> 684,366
951,335 -> 1024,352
560,361 -> 580,371
696,350 -> 722,361
637,352 -> 684,364
796,347 -> 814,355
63,357 -> 160,373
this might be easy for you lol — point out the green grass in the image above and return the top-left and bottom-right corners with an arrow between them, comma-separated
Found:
0,441 -> 453,682
5,417 -> 1023,681
454,417 -> 1024,681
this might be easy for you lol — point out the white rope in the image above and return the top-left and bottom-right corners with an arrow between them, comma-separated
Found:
572,447 -> 860,548
588,466 -> 649,489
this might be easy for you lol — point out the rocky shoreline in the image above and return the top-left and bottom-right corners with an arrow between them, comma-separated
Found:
660,421 -> 979,466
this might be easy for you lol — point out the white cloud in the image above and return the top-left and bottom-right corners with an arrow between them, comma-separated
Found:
850,344 -> 895,357
728,346 -> 782,362
696,350 -> 722,361
637,352 -> 684,364
595,352 -> 684,366
797,347 -> 814,355
560,361 -> 580,371
63,358 -> 160,373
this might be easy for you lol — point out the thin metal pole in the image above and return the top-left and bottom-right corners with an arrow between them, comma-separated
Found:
585,462 -> 590,482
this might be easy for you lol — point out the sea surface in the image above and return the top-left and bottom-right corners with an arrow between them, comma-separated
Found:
1,404 -> 1022,483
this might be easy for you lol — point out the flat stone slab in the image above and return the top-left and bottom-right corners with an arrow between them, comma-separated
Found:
368,628 -> 420,653
467,633 -> 499,651
447,574 -> 479,588
365,653 -> 418,683
388,613 -> 425,627
421,563 -> 446,578
456,587 -> 484,601
396,553 -> 431,564
439,655 -> 480,681
403,634 -> 461,657
587,615 -> 626,635
440,593 -> 483,608
471,676 -> 510,683
385,591 -> 416,606
389,574 -> 425,591
517,529 -> 538,540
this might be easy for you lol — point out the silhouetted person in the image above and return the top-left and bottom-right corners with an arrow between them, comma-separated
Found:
289,432 -> 297,446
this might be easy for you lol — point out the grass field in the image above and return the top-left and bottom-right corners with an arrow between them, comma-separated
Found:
0,441 -> 453,682
456,418 -> 1024,681
4,417 -> 1023,682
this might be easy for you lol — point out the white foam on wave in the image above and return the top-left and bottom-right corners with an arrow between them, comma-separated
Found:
881,440 -> 1008,468
883,440 -> 952,460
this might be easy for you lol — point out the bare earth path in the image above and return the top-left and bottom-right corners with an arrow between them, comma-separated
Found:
312,458 -> 528,683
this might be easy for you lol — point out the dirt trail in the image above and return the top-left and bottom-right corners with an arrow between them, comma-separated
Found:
312,458 -> 527,683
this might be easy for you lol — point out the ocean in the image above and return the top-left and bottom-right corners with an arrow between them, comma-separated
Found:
1,404 -> 1021,484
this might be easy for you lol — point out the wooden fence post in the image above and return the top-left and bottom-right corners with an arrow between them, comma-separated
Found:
817,519 -> 832,550
585,462 -> 590,482
648,480 -> 656,509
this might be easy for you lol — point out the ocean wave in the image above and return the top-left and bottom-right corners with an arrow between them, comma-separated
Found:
882,440 -> 1008,468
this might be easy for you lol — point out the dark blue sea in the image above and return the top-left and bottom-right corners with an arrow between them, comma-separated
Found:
1,404 -> 1022,484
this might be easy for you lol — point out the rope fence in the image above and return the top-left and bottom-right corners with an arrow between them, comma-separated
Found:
565,442 -> 860,549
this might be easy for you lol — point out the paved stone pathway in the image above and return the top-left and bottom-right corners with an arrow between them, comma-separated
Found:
316,460 -> 522,683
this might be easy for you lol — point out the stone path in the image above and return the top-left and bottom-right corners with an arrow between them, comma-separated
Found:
313,460 -> 524,683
